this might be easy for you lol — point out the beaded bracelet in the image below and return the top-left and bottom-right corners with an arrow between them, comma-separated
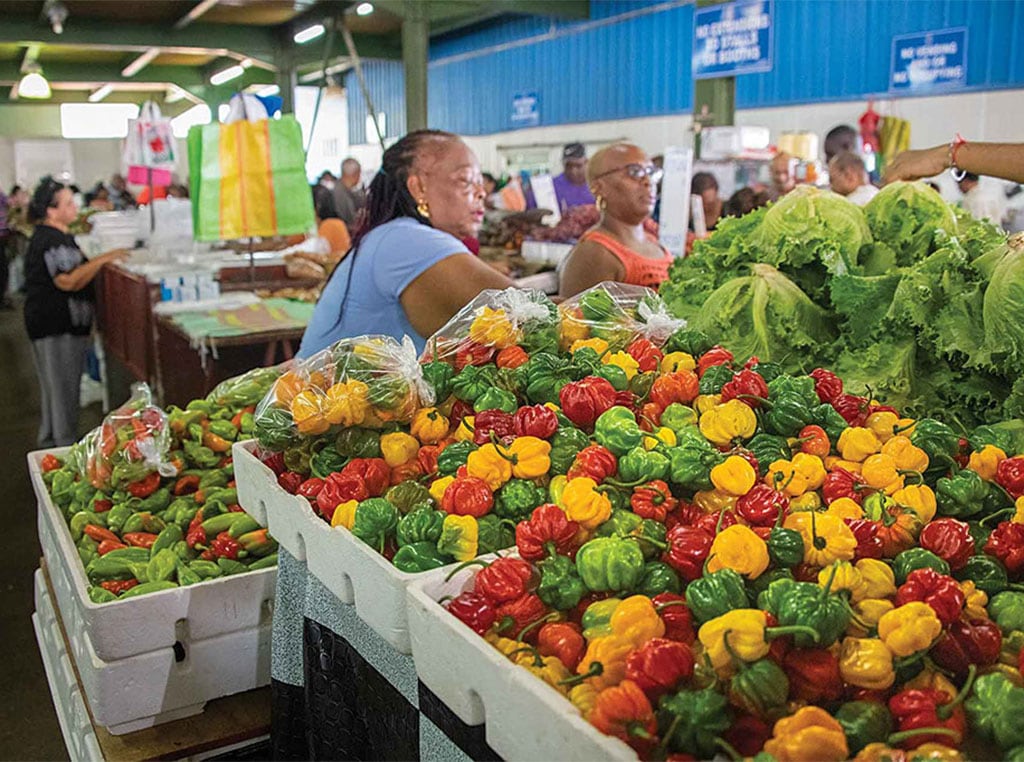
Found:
948,133 -> 967,181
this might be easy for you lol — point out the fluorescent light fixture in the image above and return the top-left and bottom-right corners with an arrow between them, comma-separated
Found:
171,103 -> 212,139
293,24 -> 325,44
122,47 -> 161,78
356,3 -> 374,15
61,103 -> 139,139
165,85 -> 187,103
240,58 -> 253,69
18,69 -> 50,99
88,84 -> 114,102
210,64 -> 244,86
257,84 -> 280,97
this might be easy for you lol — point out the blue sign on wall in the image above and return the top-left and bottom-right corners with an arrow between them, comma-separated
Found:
511,92 -> 541,128
890,28 -> 968,93
693,0 -> 773,79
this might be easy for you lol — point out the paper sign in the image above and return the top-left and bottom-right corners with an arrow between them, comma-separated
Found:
890,27 -> 967,92
511,92 -> 541,129
693,0 -> 773,79
530,173 -> 561,226
658,147 -> 694,258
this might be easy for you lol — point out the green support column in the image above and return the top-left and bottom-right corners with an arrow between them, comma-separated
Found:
402,0 -> 429,131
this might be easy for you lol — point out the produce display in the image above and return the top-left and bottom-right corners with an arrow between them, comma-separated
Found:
527,204 -> 659,244
660,183 -> 1019,427
42,370 -> 281,603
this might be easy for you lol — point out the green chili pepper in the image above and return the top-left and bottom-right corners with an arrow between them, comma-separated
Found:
936,469 -> 989,519
151,524 -> 183,556
664,327 -> 712,356
773,577 -> 848,647
569,347 -> 602,380
476,514 -> 515,555
685,568 -> 749,625
176,560 -> 202,586
596,509 -> 644,539
595,364 -> 629,391
392,541 -> 450,573
334,427 -> 381,459
617,447 -> 669,483
537,554 -> 587,610
955,555 -> 1011,597
420,360 -> 454,403
893,547 -> 950,584
988,592 -> 1024,634
767,526 -> 805,568
69,510 -> 101,542
660,403 -> 698,434
188,560 -> 224,579
911,419 -> 961,478
436,441 -> 477,475
729,657 -> 789,719
494,479 -> 545,522
834,701 -> 895,754
575,536 -> 645,592
86,556 -> 137,583
667,441 -> 724,491
119,580 -> 179,598
637,561 -> 682,596
385,481 -> 433,515
966,673 -> 1024,751
310,445 -> 348,479
250,553 -> 278,570
184,440 -> 221,469
763,391 -> 814,437
207,420 -> 238,441
396,507 -> 446,547
451,365 -> 499,404
594,406 -> 642,457
698,364 -> 733,396
146,548 -> 178,583
548,426 -> 590,475
657,687 -> 731,759
88,586 -> 118,604
628,371 -> 656,400
217,557 -> 249,575
811,403 -> 849,444
766,375 -> 818,406
746,567 -> 794,606
473,387 -> 518,414
581,598 -> 621,639
522,353 -> 573,406
352,498 -> 399,553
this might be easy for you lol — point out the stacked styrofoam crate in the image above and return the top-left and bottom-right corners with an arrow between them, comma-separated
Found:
406,559 -> 635,762
234,440 -> 460,654
30,450 -> 275,735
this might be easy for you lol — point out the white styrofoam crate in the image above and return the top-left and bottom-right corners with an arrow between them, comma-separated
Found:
407,560 -> 635,762
35,568 -> 272,736
30,448 -> 277,662
234,440 -> 460,654
521,240 -> 573,266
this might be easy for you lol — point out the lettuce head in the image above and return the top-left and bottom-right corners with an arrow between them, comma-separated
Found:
864,181 -> 958,266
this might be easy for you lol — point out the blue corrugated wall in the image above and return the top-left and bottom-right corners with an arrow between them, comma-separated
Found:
347,0 -> 1024,141
345,59 -> 406,144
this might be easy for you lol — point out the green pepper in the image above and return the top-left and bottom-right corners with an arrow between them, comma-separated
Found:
575,536 -> 645,592
476,514 -> 515,555
436,441 -> 477,475
494,479 -> 545,521
537,554 -> 587,610
151,524 -> 183,556
385,481 -> 433,515
581,598 -> 621,639
217,557 -> 249,575
334,427 -> 381,459
685,568 -> 749,625
983,480 -> 1015,519
228,515 -> 262,538
183,440 -> 221,469
595,364 -> 629,391
936,469 -> 989,518
966,673 -> 1024,751
176,560 -> 202,586
758,573 -> 799,617
766,375 -> 818,406
664,327 -> 712,356
421,360 -> 454,403
253,407 -> 299,451
522,353 -> 572,406
122,511 -> 167,535
88,586 -> 118,604
747,361 -> 783,383
282,441 -> 313,475
119,580 -> 179,598
955,555 -> 1011,597
392,541 -> 450,573
698,364 -> 733,396
657,687 -> 731,759
78,539 -> 99,567
596,509 -> 643,539
202,499 -> 228,520
199,468 -> 231,491
69,510 -> 101,542
473,387 -> 518,414
203,488 -> 238,507
893,547 -> 950,584
593,406 -> 642,457
451,365 -> 498,404
629,371 -> 656,400
548,426 -> 590,475
250,553 -> 278,570
970,424 -> 1017,455
834,701 -> 895,754
187,398 -> 216,414
667,441 -> 724,491
604,488 -> 631,514
729,657 -> 789,719
201,512 -> 249,536
310,445 -> 347,479
174,540 -> 194,561
86,556 -> 136,583
637,561 -> 681,596
207,420 -> 238,441
911,418 -> 961,478
50,469 -> 77,509
188,559 -> 224,579
352,498 -> 399,553
660,403 -> 698,434
494,366 -> 525,397
746,567 -> 794,606
396,507 -> 446,547
73,479 -> 97,505
617,447 -> 669,483
569,347 -> 602,379
767,526 -> 804,568
146,548 -> 178,583
763,391 -> 814,437
989,592 -> 1024,634
811,403 -> 850,445
773,577 -> 850,647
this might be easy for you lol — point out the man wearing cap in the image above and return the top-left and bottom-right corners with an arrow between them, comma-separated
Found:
553,142 -> 596,213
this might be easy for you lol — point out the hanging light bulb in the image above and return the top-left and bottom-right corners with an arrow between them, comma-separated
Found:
18,65 -> 51,99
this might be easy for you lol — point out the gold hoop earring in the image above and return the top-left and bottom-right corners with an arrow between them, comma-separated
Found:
417,199 -> 430,219
595,194 -> 606,211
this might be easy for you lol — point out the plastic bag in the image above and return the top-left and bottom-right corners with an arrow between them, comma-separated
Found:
205,365 -> 285,409
253,335 -> 432,451
81,383 -> 176,491
420,287 -> 559,368
558,281 -> 686,352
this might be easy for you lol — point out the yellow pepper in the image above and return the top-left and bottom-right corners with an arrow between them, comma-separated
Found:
468,306 -> 518,349
570,337 -> 609,355
660,351 -> 696,373
880,435 -> 930,473
790,492 -> 822,512
1015,496 -> 1024,524
877,602 -> 942,657
847,599 -> 895,637
609,595 -> 665,648
891,484 -> 937,523
855,559 -> 897,600
483,631 -> 523,658
503,436 -> 552,479
818,561 -> 865,599
865,410 -> 900,443
784,511 -> 857,567
514,650 -> 571,694
698,609 -> 770,675
855,743 -> 963,762
694,393 -> 722,415
291,389 -> 330,436
825,497 -> 865,520
643,426 -> 677,450
323,379 -> 370,427
380,431 -> 420,467
692,489 -> 738,514
601,351 -> 639,380
837,427 -> 881,462
905,666 -> 960,700
711,455 -> 757,496
968,444 -> 1007,481
559,309 -> 590,348
453,416 -> 475,442
839,637 -> 895,690
576,635 -> 631,690
569,683 -> 599,719
410,407 -> 450,444
959,580 -> 989,620
895,417 -> 917,436
792,452 -> 827,491
466,443 -> 513,490
707,525 -> 769,579
561,477 -> 612,530
439,514 -> 478,561
429,475 -> 455,504
766,459 -> 808,497
699,399 -> 757,446
824,455 -> 863,474
548,474 -> 567,507
330,500 -> 358,529
860,453 -> 903,493
763,706 -> 849,762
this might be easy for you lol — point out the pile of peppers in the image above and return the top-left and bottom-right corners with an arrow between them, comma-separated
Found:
44,369 -> 281,604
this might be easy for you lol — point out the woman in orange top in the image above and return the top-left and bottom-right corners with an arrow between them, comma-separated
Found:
559,142 -> 672,298
312,184 -> 351,262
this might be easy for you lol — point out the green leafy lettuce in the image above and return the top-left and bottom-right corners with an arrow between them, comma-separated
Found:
863,181 -> 958,266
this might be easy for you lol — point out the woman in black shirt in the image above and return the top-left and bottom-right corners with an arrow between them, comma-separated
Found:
24,177 -> 128,447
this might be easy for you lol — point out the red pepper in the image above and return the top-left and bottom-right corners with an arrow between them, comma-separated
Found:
126,471 -> 161,498
662,525 -> 713,581
559,376 -> 617,429
652,593 -> 695,644
261,451 -> 286,475
494,593 -> 548,638
474,557 -> 532,604
495,345 -> 529,370
809,367 -> 843,403
736,484 -> 789,527
40,453 -> 62,473
796,425 -> 831,457
648,371 -> 700,409
391,461 -> 423,484
123,532 -> 159,549
277,471 -> 304,495
833,393 -> 871,427
446,591 -> 497,635
693,509 -> 737,536
449,399 -> 474,428
473,409 -> 515,445
417,444 -> 442,475
567,445 -> 618,482
455,341 -> 495,371
339,458 -> 390,496
984,521 -> 1024,577
996,457 -> 1024,499
625,637 -> 694,701
929,619 -> 1002,680
186,509 -> 206,548
721,715 -> 772,759
823,467 -> 872,505
626,338 -> 664,373
210,531 -> 242,560
845,518 -> 885,560
84,524 -> 121,545
720,369 -> 769,409
613,389 -> 638,413
297,477 -> 325,500
589,680 -> 658,755
895,568 -> 966,625
515,504 -> 580,561
173,474 -> 201,496
100,579 -> 140,595
888,678 -> 971,750
638,402 -> 663,431
919,518 -> 974,571
93,499 -> 112,513
512,405 -> 558,440
315,472 -> 368,520
537,621 -> 585,671
783,648 -> 844,703
664,501 -> 702,533
97,539 -> 127,555
631,480 -> 676,522
441,476 -> 494,518
697,346 -> 733,377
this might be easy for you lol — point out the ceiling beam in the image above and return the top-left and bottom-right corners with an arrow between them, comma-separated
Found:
174,0 -> 222,30
372,0 -> 589,28
0,61 -> 275,91
21,43 -> 42,73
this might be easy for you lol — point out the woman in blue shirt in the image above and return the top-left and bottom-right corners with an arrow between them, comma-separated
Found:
300,130 -> 512,358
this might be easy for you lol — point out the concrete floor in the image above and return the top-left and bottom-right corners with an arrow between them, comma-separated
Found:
2,300 -> 101,761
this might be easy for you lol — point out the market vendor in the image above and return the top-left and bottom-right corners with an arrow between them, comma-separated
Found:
299,129 -> 512,357
552,142 -> 596,213
558,142 -> 672,298
24,177 -> 129,447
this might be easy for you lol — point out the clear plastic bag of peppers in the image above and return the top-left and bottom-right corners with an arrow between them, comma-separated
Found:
558,282 -> 686,355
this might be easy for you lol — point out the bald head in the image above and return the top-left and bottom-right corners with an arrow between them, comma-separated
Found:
771,152 -> 796,195
588,143 -> 646,184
